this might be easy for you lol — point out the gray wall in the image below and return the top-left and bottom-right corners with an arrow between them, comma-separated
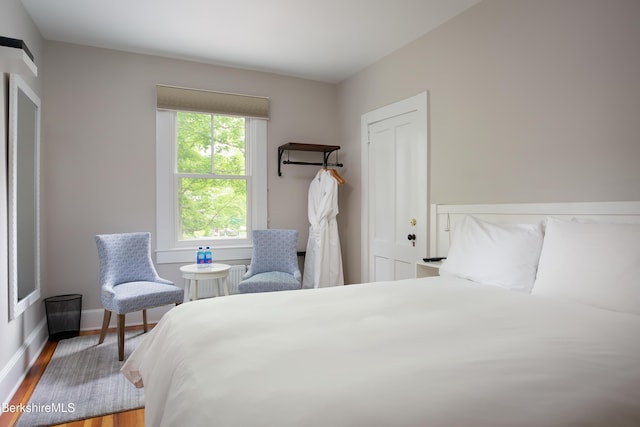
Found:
338,0 -> 640,282
1,0 -> 46,405
41,42 -> 339,312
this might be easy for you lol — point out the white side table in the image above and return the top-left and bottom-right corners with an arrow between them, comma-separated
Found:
180,263 -> 231,302
415,260 -> 443,278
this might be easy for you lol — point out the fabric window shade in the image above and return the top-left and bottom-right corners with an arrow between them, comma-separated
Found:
156,85 -> 269,119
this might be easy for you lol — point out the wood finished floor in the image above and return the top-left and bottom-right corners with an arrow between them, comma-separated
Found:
0,326 -> 147,427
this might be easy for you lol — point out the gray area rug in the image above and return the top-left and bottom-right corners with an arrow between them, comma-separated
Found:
17,331 -> 147,427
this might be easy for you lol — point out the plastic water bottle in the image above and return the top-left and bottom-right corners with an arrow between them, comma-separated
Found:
205,246 -> 213,265
197,247 -> 206,268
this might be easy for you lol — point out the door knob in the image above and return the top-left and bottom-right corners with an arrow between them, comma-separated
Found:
407,234 -> 416,241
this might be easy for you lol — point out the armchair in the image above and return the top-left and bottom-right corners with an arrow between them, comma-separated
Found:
237,229 -> 302,294
95,232 -> 183,360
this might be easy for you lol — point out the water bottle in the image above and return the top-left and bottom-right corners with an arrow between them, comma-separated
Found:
197,247 -> 206,268
205,246 -> 213,265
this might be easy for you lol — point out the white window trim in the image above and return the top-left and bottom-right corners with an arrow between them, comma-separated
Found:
156,110 -> 267,264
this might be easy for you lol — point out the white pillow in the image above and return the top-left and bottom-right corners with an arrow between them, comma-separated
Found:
439,216 -> 544,293
532,217 -> 640,314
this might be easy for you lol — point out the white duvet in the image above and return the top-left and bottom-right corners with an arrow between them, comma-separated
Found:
122,276 -> 640,427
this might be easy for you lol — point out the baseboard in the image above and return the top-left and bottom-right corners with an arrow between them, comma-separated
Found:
80,306 -> 174,331
0,318 -> 48,406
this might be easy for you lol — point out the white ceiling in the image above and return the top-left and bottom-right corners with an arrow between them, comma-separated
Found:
21,0 -> 480,83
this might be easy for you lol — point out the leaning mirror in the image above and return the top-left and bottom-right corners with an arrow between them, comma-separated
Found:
8,73 -> 41,320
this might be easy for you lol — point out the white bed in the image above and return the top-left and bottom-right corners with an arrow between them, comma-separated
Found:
122,202 -> 640,427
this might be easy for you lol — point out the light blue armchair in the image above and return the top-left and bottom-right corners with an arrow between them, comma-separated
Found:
237,229 -> 302,294
95,232 -> 183,360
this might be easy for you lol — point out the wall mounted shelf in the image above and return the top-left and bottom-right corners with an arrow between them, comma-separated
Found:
278,142 -> 343,176
0,37 -> 37,77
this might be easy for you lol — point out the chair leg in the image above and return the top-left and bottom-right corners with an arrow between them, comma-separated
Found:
98,310 -> 112,344
142,309 -> 148,333
117,314 -> 125,361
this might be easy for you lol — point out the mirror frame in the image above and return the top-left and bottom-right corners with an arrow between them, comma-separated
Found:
8,73 -> 41,320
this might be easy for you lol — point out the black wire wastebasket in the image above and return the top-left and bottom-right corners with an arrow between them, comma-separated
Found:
44,294 -> 82,341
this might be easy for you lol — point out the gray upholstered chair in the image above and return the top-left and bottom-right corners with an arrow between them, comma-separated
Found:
95,232 -> 183,360
237,229 -> 302,294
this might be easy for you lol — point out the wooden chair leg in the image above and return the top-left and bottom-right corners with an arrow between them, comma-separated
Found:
142,309 -> 148,333
98,310 -> 111,344
117,314 -> 125,361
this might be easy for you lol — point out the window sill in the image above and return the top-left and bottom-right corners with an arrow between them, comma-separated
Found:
156,246 -> 253,264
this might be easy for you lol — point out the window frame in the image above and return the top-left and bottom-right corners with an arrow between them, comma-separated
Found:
156,110 -> 267,263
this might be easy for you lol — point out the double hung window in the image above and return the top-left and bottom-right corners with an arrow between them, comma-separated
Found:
156,86 -> 267,263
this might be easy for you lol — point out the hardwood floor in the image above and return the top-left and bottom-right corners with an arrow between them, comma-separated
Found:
0,327 -> 146,427
49,408 -> 144,427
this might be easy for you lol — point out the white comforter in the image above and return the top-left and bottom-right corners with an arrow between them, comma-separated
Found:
122,276 -> 640,427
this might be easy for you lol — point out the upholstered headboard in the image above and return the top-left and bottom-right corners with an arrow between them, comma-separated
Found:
430,201 -> 640,257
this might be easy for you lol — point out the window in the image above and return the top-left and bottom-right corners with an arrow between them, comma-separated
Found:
156,110 -> 267,263
177,112 -> 247,240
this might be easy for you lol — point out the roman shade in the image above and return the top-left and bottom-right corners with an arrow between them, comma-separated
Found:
156,85 -> 269,119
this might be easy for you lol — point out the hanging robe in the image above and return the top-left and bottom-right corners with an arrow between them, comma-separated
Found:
302,170 -> 344,288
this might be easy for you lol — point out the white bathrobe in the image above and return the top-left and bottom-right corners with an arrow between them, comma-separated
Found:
302,170 -> 344,288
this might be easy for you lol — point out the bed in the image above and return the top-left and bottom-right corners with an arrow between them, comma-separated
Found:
122,202 -> 640,427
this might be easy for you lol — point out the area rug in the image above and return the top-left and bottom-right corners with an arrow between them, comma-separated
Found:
16,331 -> 147,427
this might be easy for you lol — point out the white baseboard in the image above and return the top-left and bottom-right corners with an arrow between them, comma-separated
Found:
80,306 -> 174,331
0,318 -> 48,406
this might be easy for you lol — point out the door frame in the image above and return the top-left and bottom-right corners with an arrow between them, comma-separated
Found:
360,92 -> 428,282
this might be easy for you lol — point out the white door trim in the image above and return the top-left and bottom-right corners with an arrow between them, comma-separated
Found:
360,92 -> 428,282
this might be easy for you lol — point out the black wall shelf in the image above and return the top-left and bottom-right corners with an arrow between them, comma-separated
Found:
278,143 -> 343,176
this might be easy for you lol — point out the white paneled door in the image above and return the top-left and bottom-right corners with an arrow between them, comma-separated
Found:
361,93 -> 428,282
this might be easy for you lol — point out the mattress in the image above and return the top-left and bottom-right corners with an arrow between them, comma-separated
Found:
122,276 -> 640,427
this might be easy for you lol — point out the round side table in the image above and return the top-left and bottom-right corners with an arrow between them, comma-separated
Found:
179,263 -> 231,302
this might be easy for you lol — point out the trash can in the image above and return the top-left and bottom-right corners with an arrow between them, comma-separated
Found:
44,294 -> 82,341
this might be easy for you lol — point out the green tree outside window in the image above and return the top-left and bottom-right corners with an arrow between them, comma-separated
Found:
176,112 -> 247,240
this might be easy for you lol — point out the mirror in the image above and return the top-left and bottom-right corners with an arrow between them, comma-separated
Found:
8,74 -> 41,320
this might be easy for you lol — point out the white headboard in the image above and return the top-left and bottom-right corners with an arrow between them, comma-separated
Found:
430,201 -> 640,257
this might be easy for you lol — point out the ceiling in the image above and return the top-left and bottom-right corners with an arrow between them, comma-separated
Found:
21,0 -> 480,83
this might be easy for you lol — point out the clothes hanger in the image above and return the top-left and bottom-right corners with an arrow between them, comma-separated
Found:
329,168 -> 346,185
